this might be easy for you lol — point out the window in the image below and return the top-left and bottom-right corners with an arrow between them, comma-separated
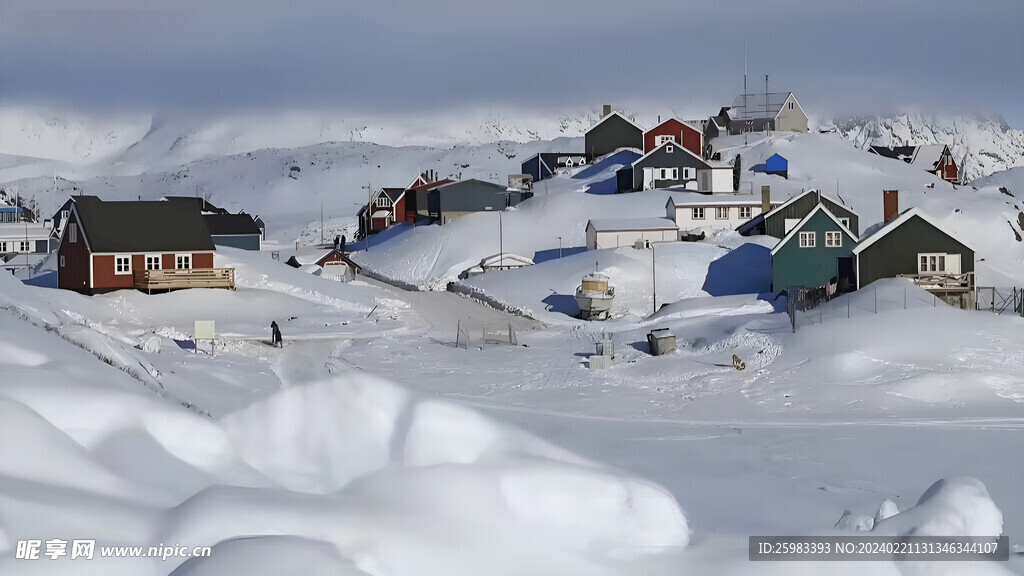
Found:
114,255 -> 132,275
715,206 -> 730,220
0,241 -> 7,252
919,253 -> 947,273
788,102 -> 795,110
145,255 -> 162,270
799,231 -> 816,248
61,210 -> 70,222
671,168 -> 679,180
839,217 -> 850,228
666,145 -> 674,153
59,255 -> 65,268
176,254 -> 192,270
660,169 -> 667,179
739,206 -> 752,219
375,197 -> 389,207
656,135 -> 676,146
18,241 -> 30,252
682,167 -> 694,180
68,223 -> 78,243
692,207 -> 705,220
825,231 -> 842,247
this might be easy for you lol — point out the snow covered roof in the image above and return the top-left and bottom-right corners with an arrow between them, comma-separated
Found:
852,207 -> 973,255
587,217 -> 678,232
0,222 -> 52,241
409,179 -> 454,191
478,253 -> 534,268
371,210 -> 390,218
728,92 -> 797,121
910,145 -> 949,170
761,188 -> 858,221
868,145 -> 917,162
642,117 -> 702,136
666,196 -> 774,209
770,204 -> 859,256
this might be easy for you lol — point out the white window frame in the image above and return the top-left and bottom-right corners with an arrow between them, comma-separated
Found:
788,102 -> 795,110
18,241 -> 31,252
671,168 -> 679,180
918,253 -> 947,273
839,217 -> 850,228
682,167 -> 694,180
665,144 -> 674,153
739,206 -> 752,219
715,206 -> 730,220
656,135 -> 676,146
68,223 -> 78,243
799,231 -> 816,248
175,254 -> 192,270
692,207 -> 705,220
114,255 -> 132,275
145,254 -> 162,270
375,197 -> 389,208
0,241 -> 7,252
825,231 -> 842,247
660,168 -> 667,179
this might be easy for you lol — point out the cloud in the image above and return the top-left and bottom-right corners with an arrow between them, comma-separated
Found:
1,0 -> 1021,126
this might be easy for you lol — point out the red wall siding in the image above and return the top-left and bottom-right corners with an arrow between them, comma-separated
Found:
194,253 -> 213,268
394,196 -> 412,223
162,254 -> 176,270
92,254 -> 134,290
57,213 -> 91,292
681,126 -> 703,158
317,252 -> 343,266
643,119 -> 703,157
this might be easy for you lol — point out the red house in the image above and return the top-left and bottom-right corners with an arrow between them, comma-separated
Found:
643,118 -> 704,157
57,196 -> 233,294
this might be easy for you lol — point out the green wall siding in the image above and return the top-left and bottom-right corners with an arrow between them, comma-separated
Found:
765,194 -> 858,238
772,210 -> 857,291
856,215 -> 974,288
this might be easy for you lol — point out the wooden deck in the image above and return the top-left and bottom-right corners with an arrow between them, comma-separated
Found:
134,268 -> 235,293
898,271 -> 974,292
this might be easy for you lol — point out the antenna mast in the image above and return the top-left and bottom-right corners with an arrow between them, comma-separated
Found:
744,35 -> 748,145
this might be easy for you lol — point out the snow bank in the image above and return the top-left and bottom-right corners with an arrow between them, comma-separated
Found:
170,536 -> 369,576
872,477 -> 1003,538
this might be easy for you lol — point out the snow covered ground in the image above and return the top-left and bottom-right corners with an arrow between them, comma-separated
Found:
3,114 -> 1024,574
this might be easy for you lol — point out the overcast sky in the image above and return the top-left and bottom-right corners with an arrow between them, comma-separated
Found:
2,0 -> 1022,126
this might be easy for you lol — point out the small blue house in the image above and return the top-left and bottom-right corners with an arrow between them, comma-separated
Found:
766,154 -> 788,179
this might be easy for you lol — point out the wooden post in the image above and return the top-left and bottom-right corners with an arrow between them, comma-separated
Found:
456,319 -> 460,347
904,287 -> 907,309
874,288 -> 877,314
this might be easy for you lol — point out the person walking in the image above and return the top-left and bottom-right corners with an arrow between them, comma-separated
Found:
271,321 -> 282,347
333,235 -> 340,251
339,234 -> 346,253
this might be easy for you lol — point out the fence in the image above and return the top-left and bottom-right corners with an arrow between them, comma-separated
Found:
787,284 -> 955,332
975,287 -> 1024,317
456,319 -> 518,349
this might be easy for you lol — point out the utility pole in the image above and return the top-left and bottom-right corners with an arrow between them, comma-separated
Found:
765,74 -> 770,136
744,35 -> 748,146
651,243 -> 657,315
361,182 -> 372,249
557,236 -> 562,259
320,200 -> 324,245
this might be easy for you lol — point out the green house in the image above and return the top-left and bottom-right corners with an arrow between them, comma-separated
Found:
771,203 -> 859,292
852,207 -> 974,305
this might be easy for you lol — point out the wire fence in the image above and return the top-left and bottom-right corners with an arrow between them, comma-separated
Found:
975,287 -> 1024,317
787,285 -> 957,332
455,319 -> 518,349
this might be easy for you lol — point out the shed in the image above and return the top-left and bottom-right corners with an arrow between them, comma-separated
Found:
585,218 -> 678,250
647,328 -> 677,356
765,154 -> 788,179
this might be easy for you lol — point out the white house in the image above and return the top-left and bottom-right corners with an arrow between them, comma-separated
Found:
697,161 -> 734,194
667,195 -> 781,234
586,218 -> 678,250
0,221 -> 56,272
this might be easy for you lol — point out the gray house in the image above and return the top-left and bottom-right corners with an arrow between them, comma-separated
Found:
428,179 -> 533,225
203,213 -> 263,250
585,108 -> 644,161
740,188 -> 859,238
625,141 -> 709,192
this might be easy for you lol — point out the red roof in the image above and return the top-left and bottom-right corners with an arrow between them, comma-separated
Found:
408,179 -> 454,191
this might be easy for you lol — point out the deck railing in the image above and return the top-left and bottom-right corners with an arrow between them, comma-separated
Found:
897,271 -> 974,292
134,268 -> 235,293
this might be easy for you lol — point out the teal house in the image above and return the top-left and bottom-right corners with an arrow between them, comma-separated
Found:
771,204 -> 859,292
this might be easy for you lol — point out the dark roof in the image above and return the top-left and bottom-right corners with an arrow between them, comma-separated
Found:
74,196 -> 215,253
381,188 -> 406,201
409,179 -> 454,191
163,196 -> 229,214
203,213 -> 262,236
868,146 -> 917,162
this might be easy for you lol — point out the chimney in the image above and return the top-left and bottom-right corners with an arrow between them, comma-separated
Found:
602,104 -> 612,117
883,190 -> 899,222
761,186 -> 771,214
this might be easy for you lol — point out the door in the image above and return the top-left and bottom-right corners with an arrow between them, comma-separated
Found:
643,168 -> 655,189
837,257 -> 855,293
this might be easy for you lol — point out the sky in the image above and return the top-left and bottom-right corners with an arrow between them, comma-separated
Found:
1,0 -> 1023,127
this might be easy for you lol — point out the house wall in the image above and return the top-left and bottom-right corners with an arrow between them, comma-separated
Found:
588,228 -> 677,250
211,235 -> 262,250
586,115 -> 643,161
643,120 -> 703,156
631,145 -> 707,191
856,215 -> 974,289
775,95 -> 809,132
435,181 -> 531,224
57,213 -> 90,292
674,203 -> 767,233
90,251 -> 217,292
699,168 -> 734,193
765,194 -> 858,238
772,210 -> 857,291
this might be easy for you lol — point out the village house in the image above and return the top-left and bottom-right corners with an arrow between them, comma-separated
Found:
868,145 -> 959,184
426,179 -> 532,225
57,196 -> 233,294
459,253 -> 535,279
585,106 -> 644,161
203,213 -> 263,250
520,152 -> 586,183
718,92 -> 809,136
667,192 -> 782,235
765,153 -> 788,179
643,118 -> 704,157
285,247 -> 361,282
739,188 -> 859,238
585,218 -> 678,250
0,221 -> 56,273
852,190 -> 974,307
617,141 -> 712,192
771,203 -> 859,293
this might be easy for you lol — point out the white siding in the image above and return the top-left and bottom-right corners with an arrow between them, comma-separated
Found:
673,203 -> 769,233
591,229 -> 677,250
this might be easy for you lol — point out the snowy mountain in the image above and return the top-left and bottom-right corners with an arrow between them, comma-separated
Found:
826,112 -> 1024,182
